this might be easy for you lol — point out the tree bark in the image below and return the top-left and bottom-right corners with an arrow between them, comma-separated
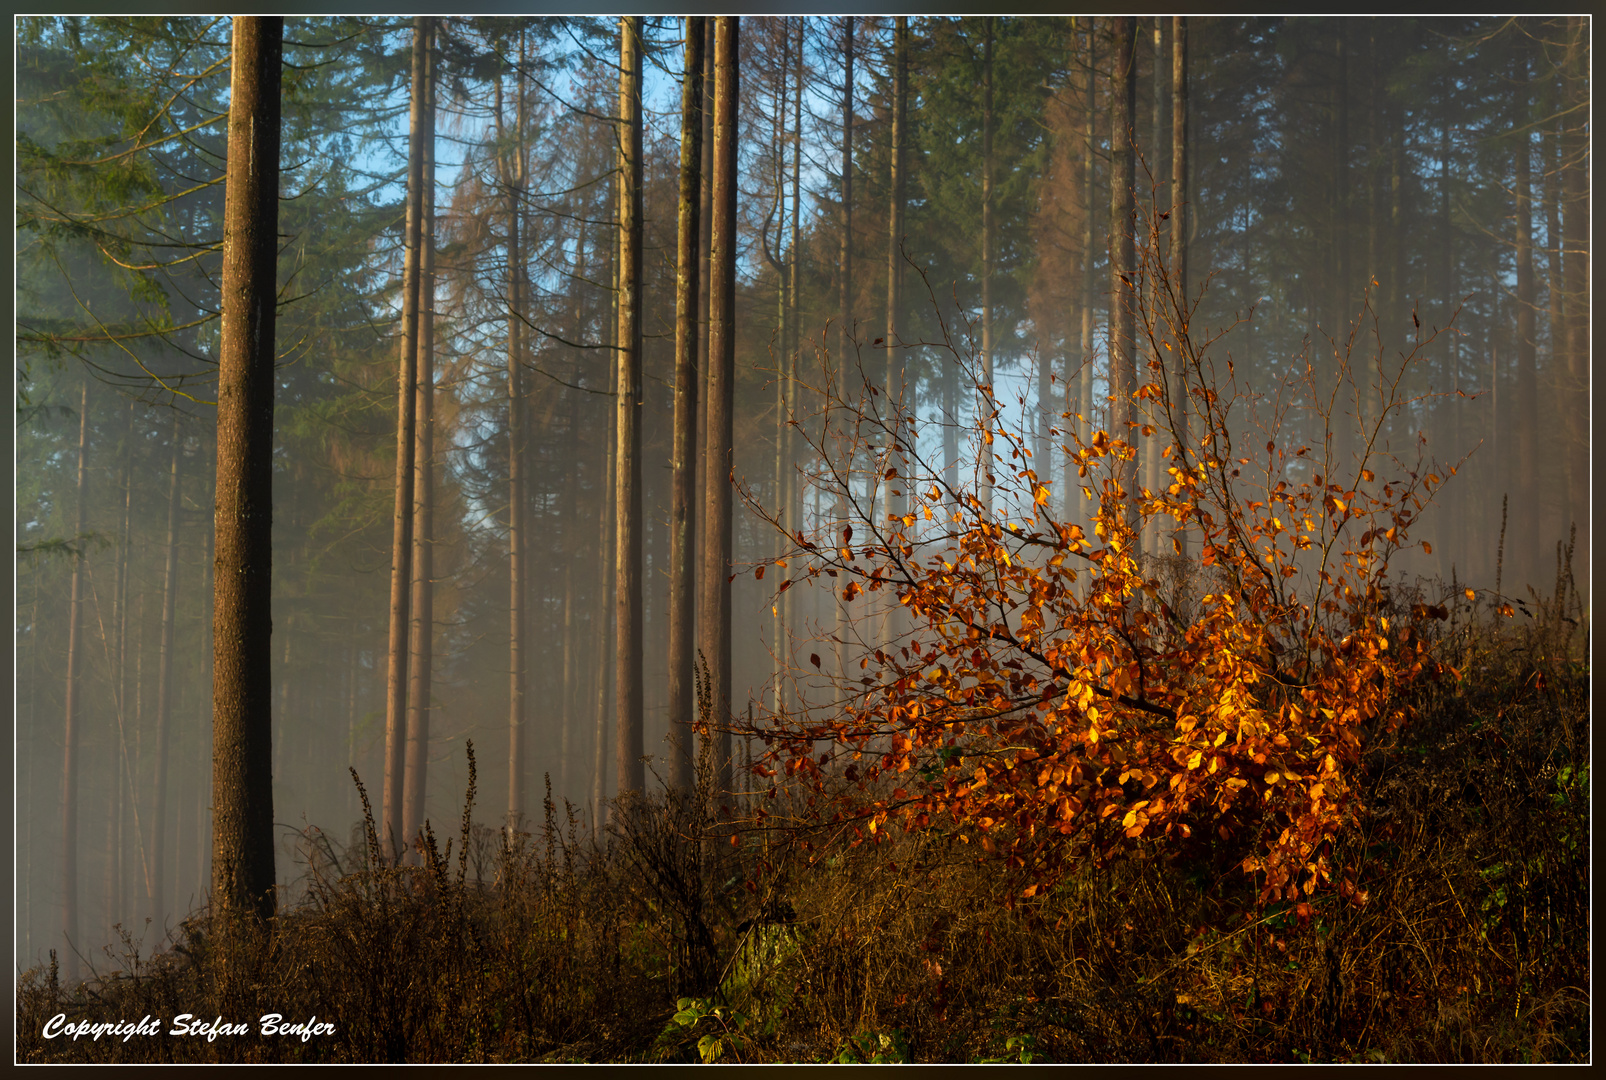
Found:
1108,17 -> 1138,545
668,16 -> 705,793
60,377 -> 90,974
384,18 -> 426,853
211,15 -> 281,922
701,16 -> 740,796
404,18 -> 437,852
615,16 -> 645,803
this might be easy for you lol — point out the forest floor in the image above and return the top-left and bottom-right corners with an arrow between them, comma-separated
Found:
17,608 -> 1590,1063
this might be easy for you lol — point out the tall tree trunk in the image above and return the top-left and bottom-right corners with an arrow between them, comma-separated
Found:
1512,71 -> 1538,590
834,16 -> 855,681
1171,16 -> 1189,557
701,16 -> 740,796
384,18 -> 426,852
887,17 -> 908,525
1108,17 -> 1138,547
615,16 -> 646,803
60,377 -> 90,975
1329,29 -> 1354,474
1071,18 -> 1097,534
1559,16 -> 1587,558
112,399 -> 135,925
501,44 -> 529,828
979,17 -> 995,515
668,16 -> 705,793
1436,117 -> 1459,579
150,415 -> 183,933
211,15 -> 281,922
1143,16 -> 1166,554
404,19 -> 437,852
1383,59 -> 1403,432
786,18 -> 803,681
695,16 -> 714,651
838,16 -> 855,379
771,22 -> 791,721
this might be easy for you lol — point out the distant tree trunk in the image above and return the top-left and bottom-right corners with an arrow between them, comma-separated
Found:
1540,78 -> 1566,552
786,18 -> 803,673
1108,17 -> 1138,545
345,643 -> 359,826
592,401 -> 616,829
403,19 -> 437,853
384,18 -> 426,852
834,16 -> 854,681
615,15 -> 645,803
772,22 -> 791,720
1439,119 -> 1460,577
1383,60 -> 1403,432
1143,16 -> 1166,555
701,15 -> 740,795
1329,29 -> 1354,474
979,17 -> 995,515
192,493 -> 211,893
60,376 -> 90,973
1071,18 -> 1097,533
500,44 -> 529,829
1170,16 -> 1189,557
211,15 -> 281,922
1512,74 -> 1538,589
150,415 -> 183,933
668,16 -> 705,793
838,16 -> 855,379
1559,16 -> 1587,555
887,16 -> 908,518
112,400 -> 135,923
697,17 -> 715,577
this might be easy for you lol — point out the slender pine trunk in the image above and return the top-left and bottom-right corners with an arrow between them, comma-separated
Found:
150,415 -> 183,933
614,16 -> 646,802
669,17 -> 705,791
211,16 -> 282,921
403,19 -> 437,851
1108,18 -> 1138,545
383,18 -> 426,853
60,377 -> 90,975
1170,16 -> 1189,558
701,16 -> 740,796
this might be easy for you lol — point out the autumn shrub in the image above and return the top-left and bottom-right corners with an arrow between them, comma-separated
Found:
745,216 -> 1462,916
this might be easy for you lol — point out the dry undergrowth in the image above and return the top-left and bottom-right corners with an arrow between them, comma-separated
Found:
17,586 -> 1589,1063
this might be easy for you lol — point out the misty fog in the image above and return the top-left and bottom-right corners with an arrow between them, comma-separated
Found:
15,16 -> 1589,975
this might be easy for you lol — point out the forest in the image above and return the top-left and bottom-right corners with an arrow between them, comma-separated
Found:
15,16 -> 1589,1063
